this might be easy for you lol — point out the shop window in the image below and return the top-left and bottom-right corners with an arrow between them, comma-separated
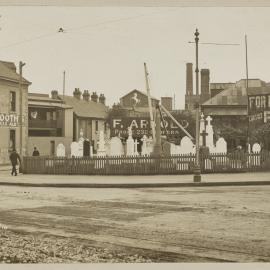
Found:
9,130 -> 16,150
10,91 -> 16,112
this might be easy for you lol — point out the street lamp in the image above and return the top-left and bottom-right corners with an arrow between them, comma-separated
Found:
193,29 -> 201,183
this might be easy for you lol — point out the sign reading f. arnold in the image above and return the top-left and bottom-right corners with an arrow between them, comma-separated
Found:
110,116 -> 193,137
0,113 -> 22,127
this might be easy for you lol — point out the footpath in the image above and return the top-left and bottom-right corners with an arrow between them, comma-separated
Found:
0,166 -> 269,188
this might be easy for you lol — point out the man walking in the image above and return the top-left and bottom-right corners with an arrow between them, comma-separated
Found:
9,149 -> 21,176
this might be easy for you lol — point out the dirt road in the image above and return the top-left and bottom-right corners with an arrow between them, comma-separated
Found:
0,185 -> 270,262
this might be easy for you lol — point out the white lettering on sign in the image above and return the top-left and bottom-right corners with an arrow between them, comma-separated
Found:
129,120 -> 139,129
140,119 -> 148,129
113,119 -> 122,128
0,113 -> 21,127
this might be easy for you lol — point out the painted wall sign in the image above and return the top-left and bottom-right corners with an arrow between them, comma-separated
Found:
110,117 -> 191,137
0,113 -> 22,127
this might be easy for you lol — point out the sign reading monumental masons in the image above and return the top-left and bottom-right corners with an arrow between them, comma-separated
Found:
0,113 -> 23,127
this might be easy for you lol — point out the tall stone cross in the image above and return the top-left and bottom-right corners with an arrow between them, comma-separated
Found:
200,130 -> 208,147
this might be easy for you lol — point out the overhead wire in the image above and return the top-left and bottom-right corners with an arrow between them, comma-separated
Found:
0,8 -> 177,50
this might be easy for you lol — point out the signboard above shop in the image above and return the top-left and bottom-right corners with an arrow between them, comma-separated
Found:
110,116 -> 194,137
0,113 -> 23,127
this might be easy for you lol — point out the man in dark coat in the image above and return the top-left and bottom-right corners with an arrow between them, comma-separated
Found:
9,149 -> 21,176
32,147 -> 40,156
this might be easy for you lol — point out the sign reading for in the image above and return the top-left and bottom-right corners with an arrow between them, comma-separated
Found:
0,113 -> 21,127
111,117 -> 190,137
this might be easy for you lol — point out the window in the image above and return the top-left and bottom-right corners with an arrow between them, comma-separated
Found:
10,91 -> 16,112
9,130 -> 16,150
95,120 -> 99,131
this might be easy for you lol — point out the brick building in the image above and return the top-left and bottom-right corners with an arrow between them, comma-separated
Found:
0,61 -> 31,164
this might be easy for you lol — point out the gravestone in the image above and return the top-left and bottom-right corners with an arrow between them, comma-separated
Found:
83,139 -> 90,156
70,141 -> 79,157
199,113 -> 206,146
56,143 -> 65,157
97,130 -> 106,156
180,136 -> 195,154
252,143 -> 261,153
205,116 -> 215,152
215,137 -> 227,153
134,139 -> 139,156
141,135 -> 148,156
109,136 -> 123,156
163,141 -> 171,156
126,127 -> 134,156
146,136 -> 154,155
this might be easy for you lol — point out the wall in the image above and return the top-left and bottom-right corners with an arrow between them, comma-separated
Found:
0,79 -> 28,164
27,136 -> 73,156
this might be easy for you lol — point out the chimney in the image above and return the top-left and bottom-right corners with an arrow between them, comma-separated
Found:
82,90 -> 90,101
186,63 -> 193,95
200,69 -> 210,102
99,94 -> 106,105
51,90 -> 58,99
91,92 -> 98,102
161,97 -> 172,111
73,88 -> 81,100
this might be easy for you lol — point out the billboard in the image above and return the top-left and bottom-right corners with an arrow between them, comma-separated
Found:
110,116 -> 193,137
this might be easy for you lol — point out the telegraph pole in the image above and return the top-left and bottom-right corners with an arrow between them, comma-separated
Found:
193,29 -> 201,183
63,70 -> 66,102
19,61 -> 26,157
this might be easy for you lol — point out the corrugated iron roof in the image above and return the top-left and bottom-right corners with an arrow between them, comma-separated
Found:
247,87 -> 270,95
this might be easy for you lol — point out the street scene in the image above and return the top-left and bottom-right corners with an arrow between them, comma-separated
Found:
0,4 -> 270,264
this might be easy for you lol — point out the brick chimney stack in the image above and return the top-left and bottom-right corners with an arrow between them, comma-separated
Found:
51,90 -> 58,99
82,90 -> 90,101
91,92 -> 98,102
99,94 -> 106,105
186,63 -> 193,95
73,88 -> 81,100
200,69 -> 210,103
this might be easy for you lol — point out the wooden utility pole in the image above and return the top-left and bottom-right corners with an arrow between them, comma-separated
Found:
144,62 -> 156,141
63,70 -> 66,102
19,61 -> 26,156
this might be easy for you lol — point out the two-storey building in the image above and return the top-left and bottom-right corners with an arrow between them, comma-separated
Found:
0,61 -> 31,164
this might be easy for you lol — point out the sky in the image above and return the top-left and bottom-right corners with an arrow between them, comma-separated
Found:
0,7 -> 270,108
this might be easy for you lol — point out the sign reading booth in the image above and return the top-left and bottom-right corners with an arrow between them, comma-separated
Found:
0,113 -> 21,127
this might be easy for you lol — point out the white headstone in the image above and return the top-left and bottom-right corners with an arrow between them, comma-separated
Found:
109,136 -> 124,156
141,135 -> 148,156
199,113 -> 205,146
97,130 -> 106,156
146,136 -> 154,155
180,136 -> 195,154
215,137 -> 227,153
252,143 -> 261,153
70,141 -> 79,157
126,127 -> 135,156
205,115 -> 215,152
56,143 -> 65,157
134,139 -> 139,156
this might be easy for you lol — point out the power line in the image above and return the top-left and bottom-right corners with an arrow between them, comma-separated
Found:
188,41 -> 240,46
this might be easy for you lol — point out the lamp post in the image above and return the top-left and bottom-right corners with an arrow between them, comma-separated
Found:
193,28 -> 201,182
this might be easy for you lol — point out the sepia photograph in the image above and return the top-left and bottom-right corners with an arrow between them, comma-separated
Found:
0,0 -> 270,265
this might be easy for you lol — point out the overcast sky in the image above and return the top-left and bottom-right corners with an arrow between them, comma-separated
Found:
0,7 -> 269,108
